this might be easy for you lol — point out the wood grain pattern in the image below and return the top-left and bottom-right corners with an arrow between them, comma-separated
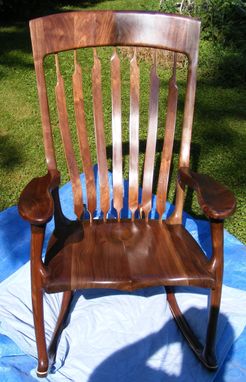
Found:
156,53 -> 178,219
168,62 -> 198,224
178,167 -> 236,219
141,54 -> 160,220
44,220 -> 214,293
30,224 -> 49,376
29,12 -> 200,63
48,291 -> 73,366
129,48 -> 139,220
73,50 -> 96,220
18,170 -> 60,225
34,60 -> 57,170
55,54 -> 84,220
92,49 -> 110,220
111,48 -> 123,221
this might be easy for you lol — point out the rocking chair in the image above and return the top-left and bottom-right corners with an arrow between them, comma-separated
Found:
18,11 -> 236,377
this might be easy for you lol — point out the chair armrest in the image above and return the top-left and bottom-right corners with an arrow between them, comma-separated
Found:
178,167 -> 236,220
18,170 -> 60,225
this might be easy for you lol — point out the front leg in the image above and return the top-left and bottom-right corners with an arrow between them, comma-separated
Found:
203,220 -> 224,367
31,224 -> 49,377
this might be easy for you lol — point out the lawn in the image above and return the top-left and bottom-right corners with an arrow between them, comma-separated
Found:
0,0 -> 245,243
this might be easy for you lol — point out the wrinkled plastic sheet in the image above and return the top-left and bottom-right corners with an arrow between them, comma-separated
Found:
0,170 -> 245,381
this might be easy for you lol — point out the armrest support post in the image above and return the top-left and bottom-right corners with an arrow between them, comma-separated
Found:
31,224 -> 48,282
209,219 -> 224,281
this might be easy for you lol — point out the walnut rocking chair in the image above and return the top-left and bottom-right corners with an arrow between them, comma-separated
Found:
18,11 -> 236,377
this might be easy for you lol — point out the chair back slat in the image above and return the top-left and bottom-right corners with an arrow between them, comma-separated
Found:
73,50 -> 96,221
156,54 -> 178,219
33,61 -> 57,170
141,56 -> 160,221
30,12 -> 201,224
92,49 -> 110,221
111,49 -> 123,221
55,54 -> 84,219
128,49 -> 140,221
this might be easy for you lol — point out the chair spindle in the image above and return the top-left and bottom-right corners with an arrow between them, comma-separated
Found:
156,53 -> 178,220
92,49 -> 110,221
55,54 -> 84,220
141,51 -> 160,221
129,48 -> 140,221
73,50 -> 96,222
111,48 -> 123,221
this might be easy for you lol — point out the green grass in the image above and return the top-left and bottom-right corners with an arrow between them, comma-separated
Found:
0,1 -> 245,244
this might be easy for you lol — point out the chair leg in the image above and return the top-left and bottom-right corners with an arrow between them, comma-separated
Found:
48,291 -> 73,367
203,219 -> 224,368
166,286 -> 220,370
31,225 -> 49,377
202,285 -> 222,369
32,284 -> 49,377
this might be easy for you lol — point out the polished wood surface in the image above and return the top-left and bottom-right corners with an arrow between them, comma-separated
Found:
73,50 -> 96,220
179,167 -> 236,219
44,220 -> 214,293
55,54 -> 84,220
111,49 -> 123,220
48,291 -> 73,368
156,54 -> 178,219
30,224 -> 48,377
128,48 -> 139,220
141,55 -> 160,220
18,170 -> 60,225
92,48 -> 110,220
29,12 -> 200,61
18,11 -> 236,376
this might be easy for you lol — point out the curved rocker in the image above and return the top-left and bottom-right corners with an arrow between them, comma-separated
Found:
166,285 -> 221,370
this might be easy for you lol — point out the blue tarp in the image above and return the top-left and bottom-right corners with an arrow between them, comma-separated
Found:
0,169 -> 245,381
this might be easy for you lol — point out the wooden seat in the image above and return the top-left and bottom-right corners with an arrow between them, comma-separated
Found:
44,220 -> 214,293
18,11 -> 236,377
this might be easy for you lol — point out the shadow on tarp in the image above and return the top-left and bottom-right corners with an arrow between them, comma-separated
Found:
83,305 -> 234,382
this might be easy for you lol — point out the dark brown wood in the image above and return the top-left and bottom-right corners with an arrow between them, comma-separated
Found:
166,220 -> 224,370
18,170 -> 60,225
92,48 -> 110,221
55,54 -> 84,220
141,54 -> 160,220
30,224 -> 48,377
178,167 -> 236,219
168,53 -> 199,225
203,220 -> 224,367
32,60 -> 57,171
29,12 -> 200,62
156,53 -> 178,219
48,291 -> 73,367
129,48 -> 139,220
73,50 -> 96,220
111,48 -> 123,221
19,11 -> 237,377
44,220 -> 214,293
166,287 -> 208,366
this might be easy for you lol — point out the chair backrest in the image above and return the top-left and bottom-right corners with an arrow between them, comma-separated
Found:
29,11 -> 200,223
